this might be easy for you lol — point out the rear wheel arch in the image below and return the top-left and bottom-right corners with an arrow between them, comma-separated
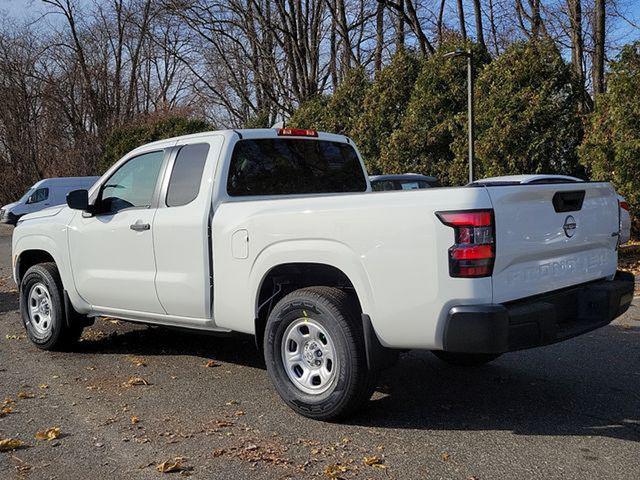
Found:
253,263 -> 363,354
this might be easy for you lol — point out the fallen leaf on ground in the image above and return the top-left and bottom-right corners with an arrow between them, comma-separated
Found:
17,392 -> 34,399
3,398 -> 14,406
324,464 -> 349,478
214,420 -> 234,428
0,406 -> 13,417
129,356 -> 147,367
131,416 -> 140,424
0,439 -> 25,451
234,410 -> 245,416
203,360 -> 220,368
363,455 -> 386,468
35,427 -> 61,441
122,377 -> 151,387
157,457 -> 186,473
39,384 -> 49,389
5,334 -> 24,340
441,452 -> 450,461
212,448 -> 225,457
227,441 -> 291,466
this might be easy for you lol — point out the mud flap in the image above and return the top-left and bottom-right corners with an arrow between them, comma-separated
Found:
362,314 -> 398,371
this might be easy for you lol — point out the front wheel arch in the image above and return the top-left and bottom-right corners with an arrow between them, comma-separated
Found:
16,249 -> 56,284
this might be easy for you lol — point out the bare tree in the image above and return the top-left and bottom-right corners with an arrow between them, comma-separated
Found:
472,0 -> 486,48
374,0 -> 384,74
592,0 -> 605,95
567,0 -> 584,85
456,0 -> 467,40
515,0 -> 548,38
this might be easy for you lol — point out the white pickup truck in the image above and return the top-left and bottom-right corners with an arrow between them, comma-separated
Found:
12,128 -> 634,420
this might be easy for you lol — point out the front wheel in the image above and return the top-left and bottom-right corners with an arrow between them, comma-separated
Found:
264,287 -> 377,420
20,263 -> 84,350
432,350 -> 502,366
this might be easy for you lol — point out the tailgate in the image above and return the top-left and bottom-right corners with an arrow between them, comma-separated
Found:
488,182 -> 619,303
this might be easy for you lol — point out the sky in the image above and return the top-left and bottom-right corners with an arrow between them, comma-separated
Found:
1,0 -> 639,53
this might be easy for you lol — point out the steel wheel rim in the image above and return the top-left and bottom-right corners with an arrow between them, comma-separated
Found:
28,282 -> 53,335
281,318 -> 338,395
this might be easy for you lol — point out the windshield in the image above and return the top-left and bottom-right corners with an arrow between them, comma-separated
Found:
18,188 -> 35,203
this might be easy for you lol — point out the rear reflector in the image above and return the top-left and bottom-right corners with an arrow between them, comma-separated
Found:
276,128 -> 318,137
450,244 -> 493,260
436,209 -> 495,278
619,200 -> 629,211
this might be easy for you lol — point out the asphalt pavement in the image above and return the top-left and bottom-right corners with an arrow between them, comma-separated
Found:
0,224 -> 638,479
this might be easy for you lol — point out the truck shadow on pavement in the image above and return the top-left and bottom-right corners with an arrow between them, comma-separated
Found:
74,322 -> 266,370
353,327 -> 640,443
0,290 -> 19,313
70,319 -> 640,443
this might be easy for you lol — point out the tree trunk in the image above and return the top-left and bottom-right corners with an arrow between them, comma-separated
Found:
593,0 -> 606,95
375,1 -> 384,75
437,0 -> 446,45
472,0 -> 485,49
567,0 -> 584,85
329,0 -> 338,88
457,0 -> 467,40
395,0 -> 405,50
488,0 -> 499,54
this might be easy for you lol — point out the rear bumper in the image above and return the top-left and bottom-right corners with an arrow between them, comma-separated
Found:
443,271 -> 635,354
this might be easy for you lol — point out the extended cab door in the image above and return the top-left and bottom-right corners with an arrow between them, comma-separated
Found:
152,136 -> 224,318
68,150 -> 167,314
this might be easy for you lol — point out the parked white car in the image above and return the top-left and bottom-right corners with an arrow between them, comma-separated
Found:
1,177 -> 99,226
11,130 -> 634,420
369,173 -> 440,191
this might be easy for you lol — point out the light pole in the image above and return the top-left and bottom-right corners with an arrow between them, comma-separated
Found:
444,49 -> 474,184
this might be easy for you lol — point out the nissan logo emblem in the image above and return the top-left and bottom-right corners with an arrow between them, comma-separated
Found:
563,215 -> 577,238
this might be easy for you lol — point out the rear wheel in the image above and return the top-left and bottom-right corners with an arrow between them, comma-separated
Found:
20,263 -> 85,350
264,287 -> 376,420
432,351 -> 501,366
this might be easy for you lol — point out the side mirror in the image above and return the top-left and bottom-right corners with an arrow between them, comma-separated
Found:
66,189 -> 89,211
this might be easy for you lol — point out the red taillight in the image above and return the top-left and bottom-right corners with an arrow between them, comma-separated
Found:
276,128 -> 318,137
436,209 -> 495,278
619,200 -> 629,211
437,210 -> 492,227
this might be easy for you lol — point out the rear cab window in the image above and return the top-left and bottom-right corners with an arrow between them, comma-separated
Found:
227,138 -> 367,196
166,143 -> 210,207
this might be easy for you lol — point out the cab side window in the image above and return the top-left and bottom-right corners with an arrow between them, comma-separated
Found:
100,150 -> 164,213
27,188 -> 49,204
166,144 -> 210,207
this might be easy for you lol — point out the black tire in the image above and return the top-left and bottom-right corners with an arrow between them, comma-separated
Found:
264,287 -> 377,421
20,262 -> 84,351
432,350 -> 501,366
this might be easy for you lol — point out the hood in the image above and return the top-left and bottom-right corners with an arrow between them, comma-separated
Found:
19,205 -> 65,223
1,201 -> 19,213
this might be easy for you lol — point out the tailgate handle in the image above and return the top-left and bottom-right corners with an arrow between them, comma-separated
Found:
552,190 -> 585,213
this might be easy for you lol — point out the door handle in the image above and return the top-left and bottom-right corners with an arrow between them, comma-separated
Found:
130,222 -> 150,232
